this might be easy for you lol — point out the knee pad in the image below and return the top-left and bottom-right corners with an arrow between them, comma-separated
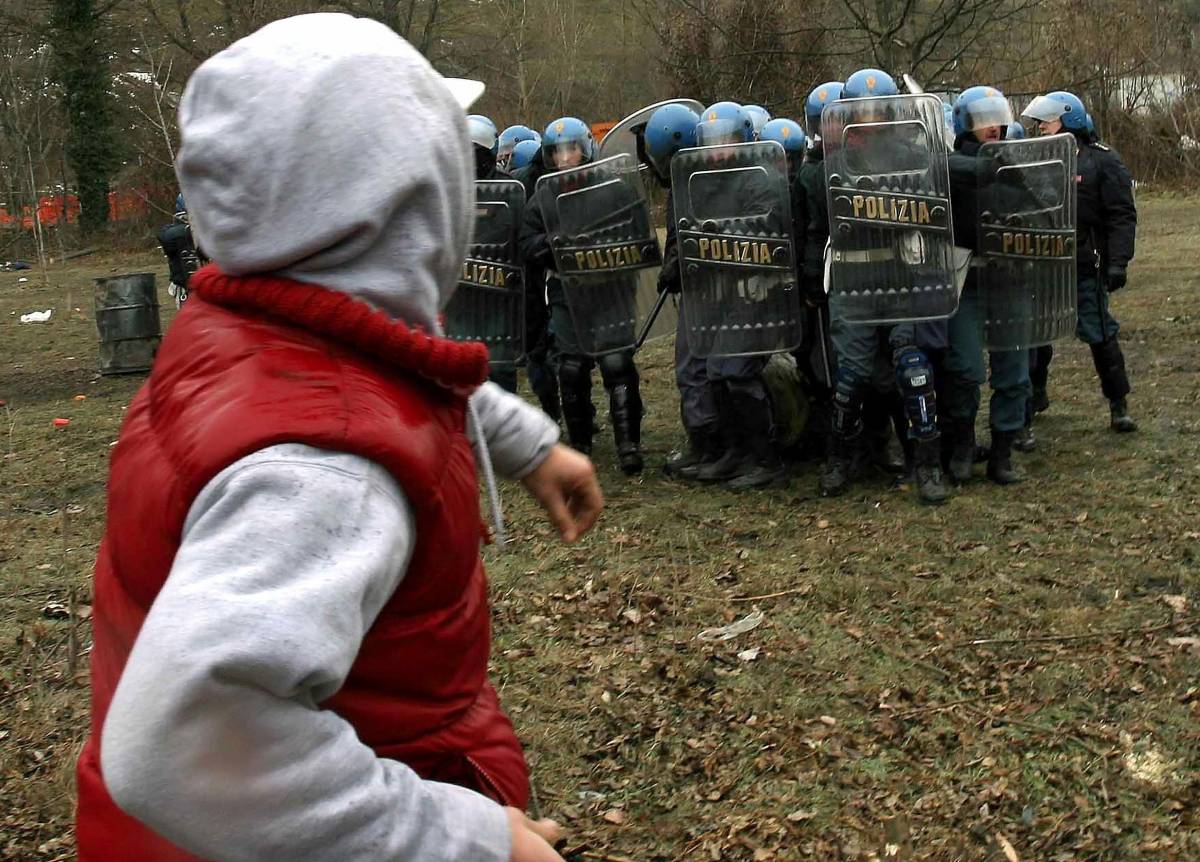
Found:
894,348 -> 938,439
558,355 -> 592,404
597,351 -> 638,389
830,367 -> 865,439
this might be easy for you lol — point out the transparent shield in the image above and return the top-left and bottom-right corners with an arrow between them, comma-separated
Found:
669,141 -> 802,358
977,134 -> 1078,350
536,154 -> 663,355
444,180 -> 527,366
821,94 -> 959,324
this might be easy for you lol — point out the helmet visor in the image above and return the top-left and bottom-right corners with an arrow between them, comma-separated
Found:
1021,95 -> 1067,123
962,95 -> 1013,133
696,118 -> 744,146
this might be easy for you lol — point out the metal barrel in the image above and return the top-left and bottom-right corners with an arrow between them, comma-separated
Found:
93,273 -> 162,375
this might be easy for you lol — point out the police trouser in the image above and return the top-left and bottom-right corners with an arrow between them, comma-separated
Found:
945,280 -> 1032,434
1028,275 -> 1130,402
524,278 -> 560,418
829,310 -> 937,444
549,279 -> 641,448
674,306 -> 718,433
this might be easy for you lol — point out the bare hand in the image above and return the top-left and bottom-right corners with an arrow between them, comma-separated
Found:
521,444 -> 602,543
506,807 -> 564,862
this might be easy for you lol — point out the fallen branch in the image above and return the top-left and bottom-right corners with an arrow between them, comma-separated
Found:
727,586 -> 812,603
937,617 -> 1188,651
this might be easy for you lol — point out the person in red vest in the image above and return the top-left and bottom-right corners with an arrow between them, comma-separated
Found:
74,13 -> 602,862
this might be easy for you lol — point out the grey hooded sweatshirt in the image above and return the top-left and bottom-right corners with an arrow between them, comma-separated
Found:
99,14 -> 558,862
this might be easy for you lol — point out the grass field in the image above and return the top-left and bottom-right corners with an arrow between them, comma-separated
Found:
1,197 -> 1198,861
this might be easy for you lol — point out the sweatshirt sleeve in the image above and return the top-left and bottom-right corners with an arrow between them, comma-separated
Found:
100,443 -> 511,862
469,381 -> 560,479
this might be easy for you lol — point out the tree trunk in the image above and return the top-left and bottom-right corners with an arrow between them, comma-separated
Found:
50,0 -> 119,234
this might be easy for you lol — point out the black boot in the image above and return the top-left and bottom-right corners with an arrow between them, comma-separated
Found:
819,433 -> 861,497
665,424 -> 719,479
558,357 -> 593,456
1030,386 -> 1050,415
696,384 -> 752,483
863,394 -> 905,475
987,429 -> 1025,485
913,436 -> 950,504
1110,398 -> 1138,433
726,393 -> 789,491
1091,340 -> 1136,432
1014,423 -> 1036,453
946,418 -> 976,484
609,382 -> 644,475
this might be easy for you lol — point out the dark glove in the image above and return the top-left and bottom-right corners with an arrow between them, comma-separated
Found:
1106,266 -> 1127,292
657,273 -> 681,296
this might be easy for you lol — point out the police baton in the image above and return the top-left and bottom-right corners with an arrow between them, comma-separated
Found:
634,288 -> 673,352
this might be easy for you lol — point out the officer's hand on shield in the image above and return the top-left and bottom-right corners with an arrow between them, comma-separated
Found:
1107,265 -> 1127,292
657,270 -> 681,295
521,443 -> 603,543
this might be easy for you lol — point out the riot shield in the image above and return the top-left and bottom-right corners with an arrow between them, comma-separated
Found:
821,94 -> 959,324
977,134 -> 1077,351
598,99 -> 706,169
669,141 -> 801,358
444,180 -> 526,366
536,153 -> 663,355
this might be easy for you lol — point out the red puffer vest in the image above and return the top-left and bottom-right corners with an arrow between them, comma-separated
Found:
75,266 -> 529,860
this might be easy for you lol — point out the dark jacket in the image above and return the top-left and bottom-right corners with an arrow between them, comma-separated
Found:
1076,139 -> 1136,278
947,138 -> 989,251
657,189 -> 681,294
795,151 -> 828,300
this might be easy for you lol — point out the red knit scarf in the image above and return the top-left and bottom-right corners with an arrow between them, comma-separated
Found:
189,265 -> 490,391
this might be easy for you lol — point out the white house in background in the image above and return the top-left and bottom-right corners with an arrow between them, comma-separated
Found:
1114,73 -> 1187,113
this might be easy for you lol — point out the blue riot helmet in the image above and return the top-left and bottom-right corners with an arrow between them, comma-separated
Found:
1021,91 -> 1089,133
509,139 -> 540,170
543,116 -> 594,169
743,105 -> 772,138
951,86 -> 1014,142
497,124 -> 539,167
805,81 -> 844,135
1006,121 -> 1026,140
843,69 -> 899,99
696,102 -> 754,146
760,118 -> 806,152
760,118 -> 806,176
643,103 -> 701,178
174,193 -> 186,214
467,114 -> 499,155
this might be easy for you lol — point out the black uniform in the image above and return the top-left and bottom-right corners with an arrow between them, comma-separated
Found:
518,157 -> 645,473
1030,135 -> 1137,426
499,151 -> 561,420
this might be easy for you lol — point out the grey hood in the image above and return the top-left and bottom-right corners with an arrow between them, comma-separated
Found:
176,13 -> 473,330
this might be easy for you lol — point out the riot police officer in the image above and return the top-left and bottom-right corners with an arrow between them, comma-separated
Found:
819,69 -> 950,504
519,117 -> 646,474
640,103 -> 722,480
943,86 -> 1032,485
497,124 -> 540,172
685,102 -> 790,490
1022,91 -> 1138,433
467,115 -> 524,394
